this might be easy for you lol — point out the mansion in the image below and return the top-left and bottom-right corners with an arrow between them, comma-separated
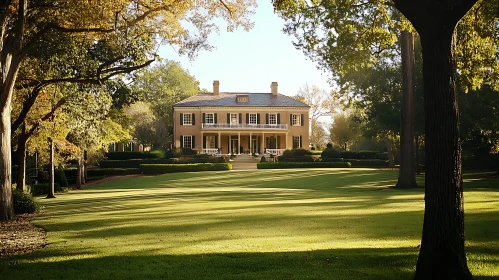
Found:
173,81 -> 310,155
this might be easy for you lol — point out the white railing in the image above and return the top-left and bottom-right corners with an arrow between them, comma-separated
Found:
265,149 -> 286,156
202,148 -> 220,155
202,123 -> 288,130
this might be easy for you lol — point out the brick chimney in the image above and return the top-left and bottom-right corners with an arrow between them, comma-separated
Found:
271,82 -> 278,96
213,80 -> 220,96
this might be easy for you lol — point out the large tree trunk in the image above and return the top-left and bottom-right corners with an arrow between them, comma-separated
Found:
0,104 -> 14,220
414,23 -> 471,280
76,155 -> 83,190
16,131 -> 28,192
415,135 -> 420,175
46,138 -> 55,198
83,150 -> 87,185
395,30 -> 418,189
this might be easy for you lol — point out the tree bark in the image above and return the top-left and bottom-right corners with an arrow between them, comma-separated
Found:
46,138 -> 55,198
83,150 -> 87,185
16,130 -> 28,192
76,155 -> 83,190
395,30 -> 418,189
0,104 -> 14,220
414,21 -> 471,280
415,136 -> 420,175
392,0 -> 477,278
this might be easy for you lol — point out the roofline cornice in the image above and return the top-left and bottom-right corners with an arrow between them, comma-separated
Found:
173,106 -> 310,111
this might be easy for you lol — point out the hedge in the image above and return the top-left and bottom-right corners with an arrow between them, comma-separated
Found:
177,156 -> 229,164
341,151 -> 388,160
278,155 -> 315,162
105,151 -> 161,160
321,158 -> 344,162
99,159 -> 177,168
30,183 -> 61,196
139,163 -> 232,174
347,159 -> 390,167
257,162 -> 351,169
64,168 -> 141,179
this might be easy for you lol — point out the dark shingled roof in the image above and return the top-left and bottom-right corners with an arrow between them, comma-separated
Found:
174,93 -> 309,107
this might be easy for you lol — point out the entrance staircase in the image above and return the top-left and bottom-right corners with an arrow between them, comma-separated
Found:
230,154 -> 259,170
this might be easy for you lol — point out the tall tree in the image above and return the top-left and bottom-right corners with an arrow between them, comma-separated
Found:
274,0 -> 496,277
131,61 -> 201,148
395,30 -> 417,189
392,1 -> 477,278
295,83 -> 334,148
0,0 -> 256,221
329,111 -> 363,150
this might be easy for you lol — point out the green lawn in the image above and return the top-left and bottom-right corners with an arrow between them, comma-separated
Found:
1,169 -> 498,279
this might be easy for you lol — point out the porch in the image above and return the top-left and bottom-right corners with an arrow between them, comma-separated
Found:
200,131 -> 290,155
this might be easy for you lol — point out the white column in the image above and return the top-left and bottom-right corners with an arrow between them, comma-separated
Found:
286,132 -> 288,150
218,132 -> 221,153
250,132 -> 252,153
238,132 -> 241,155
201,132 -> 204,153
263,133 -> 265,153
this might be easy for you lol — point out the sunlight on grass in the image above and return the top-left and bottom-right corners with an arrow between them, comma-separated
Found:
2,169 -> 498,279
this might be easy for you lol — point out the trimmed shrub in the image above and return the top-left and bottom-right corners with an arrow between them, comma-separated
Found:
176,155 -> 226,164
149,149 -> 165,159
321,157 -> 344,162
321,148 -> 342,159
347,159 -> 390,167
87,168 -> 141,176
260,156 -> 267,163
99,159 -> 177,168
326,143 -> 333,149
174,147 -> 197,156
140,163 -> 232,174
257,162 -> 351,169
54,169 -> 68,190
279,149 -> 314,162
282,149 -> 313,157
105,151 -> 160,160
12,190 -> 39,214
30,183 -> 61,196
217,156 -> 230,163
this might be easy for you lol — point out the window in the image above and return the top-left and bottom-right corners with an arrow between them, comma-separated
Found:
293,136 -> 301,149
183,113 -> 192,125
183,135 -> 193,148
205,113 -> 214,124
206,136 -> 216,148
292,114 -> 301,126
230,113 -> 238,125
249,113 -> 257,125
269,113 -> 277,125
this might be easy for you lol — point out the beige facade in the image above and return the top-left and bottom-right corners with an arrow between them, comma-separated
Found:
173,82 -> 310,155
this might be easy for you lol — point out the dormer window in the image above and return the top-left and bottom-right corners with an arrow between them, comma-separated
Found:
236,95 -> 249,103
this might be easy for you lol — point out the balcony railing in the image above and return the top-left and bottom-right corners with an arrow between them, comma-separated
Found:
265,149 -> 286,156
201,148 -> 220,155
202,123 -> 288,130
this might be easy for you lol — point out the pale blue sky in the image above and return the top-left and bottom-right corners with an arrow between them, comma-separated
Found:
159,0 -> 332,96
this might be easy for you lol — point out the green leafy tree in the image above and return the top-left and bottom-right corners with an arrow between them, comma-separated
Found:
329,111 -> 363,150
0,0 -> 256,221
131,61 -> 201,148
274,0 -> 496,277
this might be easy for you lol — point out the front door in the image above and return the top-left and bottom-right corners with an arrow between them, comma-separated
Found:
231,139 -> 239,154
251,139 -> 258,154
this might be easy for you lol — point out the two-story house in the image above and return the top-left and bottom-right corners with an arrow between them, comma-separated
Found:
173,81 -> 310,155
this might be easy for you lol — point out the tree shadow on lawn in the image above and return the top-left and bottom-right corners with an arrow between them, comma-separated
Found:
2,246 -> 497,279
1,247 -> 419,280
